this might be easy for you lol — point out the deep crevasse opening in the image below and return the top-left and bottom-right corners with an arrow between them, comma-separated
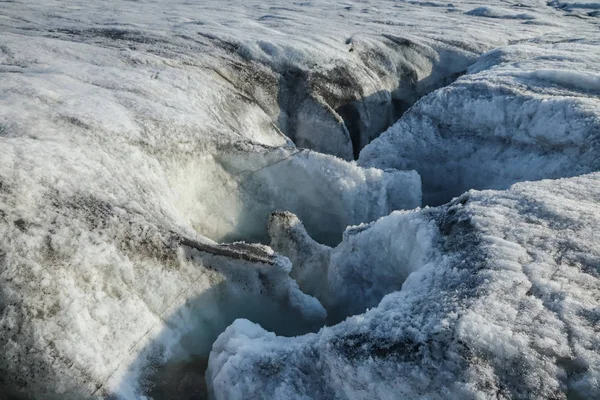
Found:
128,35 -> 477,399
193,39 -> 600,400
6,6 -> 598,397
359,42 -> 600,206
130,35 -> 487,400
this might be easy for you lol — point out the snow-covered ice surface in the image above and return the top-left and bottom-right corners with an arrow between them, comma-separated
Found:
0,0 -> 599,399
210,174 -> 600,399
268,209 -> 440,324
549,0 -> 600,17
360,33 -> 600,206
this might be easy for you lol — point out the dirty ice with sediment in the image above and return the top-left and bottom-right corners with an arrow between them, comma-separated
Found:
0,1 -> 599,399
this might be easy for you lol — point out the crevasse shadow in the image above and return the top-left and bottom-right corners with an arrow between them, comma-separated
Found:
275,67 -> 419,161
272,37 -> 469,161
111,243 -> 325,400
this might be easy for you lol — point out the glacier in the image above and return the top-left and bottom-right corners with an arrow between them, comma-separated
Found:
0,0 -> 599,399
210,173 -> 600,399
360,36 -> 600,206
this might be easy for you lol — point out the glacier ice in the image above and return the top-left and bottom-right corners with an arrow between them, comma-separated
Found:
209,173 -> 600,399
360,37 -> 600,206
173,146 -> 421,246
268,210 -> 439,323
0,0 -> 599,399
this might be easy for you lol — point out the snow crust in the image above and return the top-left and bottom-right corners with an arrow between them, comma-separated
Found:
360,35 -> 600,205
549,0 -> 600,17
209,173 -> 600,399
0,0 -> 599,399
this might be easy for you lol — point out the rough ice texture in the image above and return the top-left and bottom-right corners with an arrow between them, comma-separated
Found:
360,36 -> 600,206
194,147 -> 422,246
209,173 -> 600,399
549,0 -> 600,17
268,210 -> 439,323
207,5 -> 600,399
0,0 -> 599,399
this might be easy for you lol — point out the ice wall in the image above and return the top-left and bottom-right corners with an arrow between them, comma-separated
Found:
0,1 -> 598,399
209,173 -> 600,399
360,37 -> 600,205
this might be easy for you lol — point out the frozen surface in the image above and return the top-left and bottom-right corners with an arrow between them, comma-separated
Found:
210,174 -> 600,399
0,0 -> 599,399
181,147 -> 421,246
268,210 -> 439,323
360,34 -> 600,205
549,0 -> 600,17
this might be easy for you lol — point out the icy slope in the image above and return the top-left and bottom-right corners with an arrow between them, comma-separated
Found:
209,173 -> 600,399
0,0 -> 599,399
360,35 -> 600,205
0,0 -> 571,159
549,0 -> 600,17
268,210 -> 439,323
